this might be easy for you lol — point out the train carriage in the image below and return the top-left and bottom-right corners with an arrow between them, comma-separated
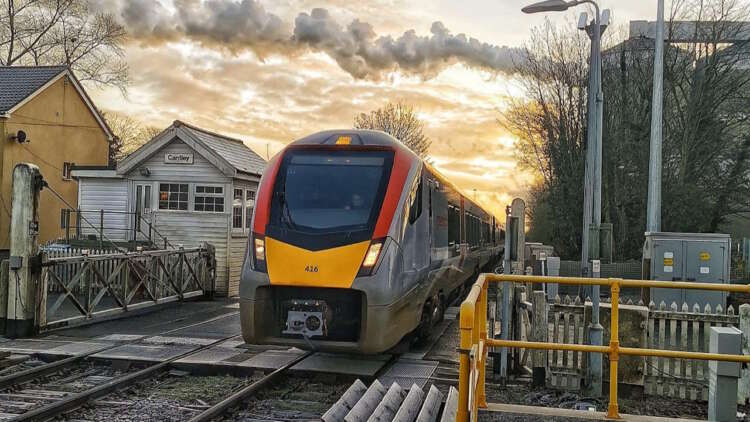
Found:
239,130 -> 503,354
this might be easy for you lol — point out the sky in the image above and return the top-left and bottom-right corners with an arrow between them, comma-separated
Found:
89,0 -> 658,218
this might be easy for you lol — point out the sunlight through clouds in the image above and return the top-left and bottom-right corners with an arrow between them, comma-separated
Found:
88,0 -> 656,218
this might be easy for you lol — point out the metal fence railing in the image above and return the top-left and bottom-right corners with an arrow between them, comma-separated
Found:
457,273 -> 750,421
59,209 -> 173,250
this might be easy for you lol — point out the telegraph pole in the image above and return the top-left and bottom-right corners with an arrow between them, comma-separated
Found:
646,0 -> 665,233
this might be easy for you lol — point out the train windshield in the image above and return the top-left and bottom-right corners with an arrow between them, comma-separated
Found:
270,149 -> 394,233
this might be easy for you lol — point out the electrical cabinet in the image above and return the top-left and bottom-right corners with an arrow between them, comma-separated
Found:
643,232 -> 730,309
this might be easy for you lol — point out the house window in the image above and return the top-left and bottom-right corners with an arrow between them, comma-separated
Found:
62,162 -> 73,180
60,209 -> 68,229
194,185 -> 224,212
245,190 -> 255,229
159,183 -> 188,210
233,189 -> 243,229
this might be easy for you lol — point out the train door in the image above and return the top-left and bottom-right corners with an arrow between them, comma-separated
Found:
401,169 -> 430,274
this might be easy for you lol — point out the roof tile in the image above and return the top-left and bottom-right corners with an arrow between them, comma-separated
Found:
0,66 -> 67,113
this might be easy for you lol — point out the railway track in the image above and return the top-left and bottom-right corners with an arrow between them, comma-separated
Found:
0,313 -> 241,421
0,305 -> 463,421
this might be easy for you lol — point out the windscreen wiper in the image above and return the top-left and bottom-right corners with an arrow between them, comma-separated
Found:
277,185 -> 297,230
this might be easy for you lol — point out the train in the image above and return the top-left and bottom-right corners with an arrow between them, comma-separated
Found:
239,130 -> 504,354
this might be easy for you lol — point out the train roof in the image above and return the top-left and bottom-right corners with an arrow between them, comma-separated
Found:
289,129 -> 414,152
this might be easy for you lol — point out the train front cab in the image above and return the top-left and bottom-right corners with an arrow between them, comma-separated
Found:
239,134 -> 429,354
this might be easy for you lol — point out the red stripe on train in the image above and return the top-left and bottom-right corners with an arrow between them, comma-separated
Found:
373,148 -> 413,238
252,153 -> 282,235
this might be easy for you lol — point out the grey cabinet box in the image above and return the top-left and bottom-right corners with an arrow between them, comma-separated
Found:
642,232 -> 730,309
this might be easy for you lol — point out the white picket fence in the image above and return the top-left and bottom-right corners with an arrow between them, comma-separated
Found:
546,295 -> 587,390
645,300 -> 740,401
529,294 -> 749,403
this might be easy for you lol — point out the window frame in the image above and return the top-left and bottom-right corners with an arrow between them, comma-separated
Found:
232,188 -> 244,231
193,184 -> 225,213
245,189 -> 255,230
62,162 -> 73,181
231,186 -> 258,234
158,183 -> 189,211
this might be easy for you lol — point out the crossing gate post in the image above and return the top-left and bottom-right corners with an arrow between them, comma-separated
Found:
531,290 -> 547,386
4,163 -> 43,337
739,304 -> 750,404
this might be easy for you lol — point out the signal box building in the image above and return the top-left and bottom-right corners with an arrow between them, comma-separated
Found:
72,120 -> 266,296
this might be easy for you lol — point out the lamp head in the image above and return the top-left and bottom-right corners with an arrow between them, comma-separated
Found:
522,0 -> 573,14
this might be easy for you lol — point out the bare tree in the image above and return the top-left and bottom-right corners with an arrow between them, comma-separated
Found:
103,111 -> 160,163
354,102 -> 432,158
500,22 -> 590,257
0,0 -> 128,91
506,0 -> 750,260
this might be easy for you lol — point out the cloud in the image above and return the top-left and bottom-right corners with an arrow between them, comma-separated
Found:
98,0 -> 522,79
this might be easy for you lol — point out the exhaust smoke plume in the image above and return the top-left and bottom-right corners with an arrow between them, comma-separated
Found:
96,0 -> 521,79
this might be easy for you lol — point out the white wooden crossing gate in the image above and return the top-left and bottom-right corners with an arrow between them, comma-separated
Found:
36,245 -> 216,332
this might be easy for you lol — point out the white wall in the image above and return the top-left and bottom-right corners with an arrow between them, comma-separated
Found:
77,178 -> 129,241
151,210 -> 230,294
126,139 -> 227,183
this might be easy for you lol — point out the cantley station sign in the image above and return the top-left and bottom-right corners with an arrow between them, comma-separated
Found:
164,153 -> 194,164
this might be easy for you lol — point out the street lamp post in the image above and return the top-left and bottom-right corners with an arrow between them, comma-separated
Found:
522,0 -> 602,281
647,0 -> 665,233
522,0 -> 606,397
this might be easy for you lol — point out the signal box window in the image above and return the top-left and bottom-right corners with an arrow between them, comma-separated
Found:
233,189 -> 243,229
159,183 -> 188,210
245,189 -> 255,229
194,185 -> 224,212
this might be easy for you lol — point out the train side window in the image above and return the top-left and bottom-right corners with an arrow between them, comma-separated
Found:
408,178 -> 423,224
448,204 -> 460,246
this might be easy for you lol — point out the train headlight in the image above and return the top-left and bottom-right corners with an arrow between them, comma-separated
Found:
252,234 -> 267,272
358,239 -> 384,276
254,238 -> 265,261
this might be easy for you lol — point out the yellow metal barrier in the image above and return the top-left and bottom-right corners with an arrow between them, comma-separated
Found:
457,274 -> 750,421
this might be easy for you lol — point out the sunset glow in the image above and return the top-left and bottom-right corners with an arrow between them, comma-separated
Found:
88,0 -> 655,219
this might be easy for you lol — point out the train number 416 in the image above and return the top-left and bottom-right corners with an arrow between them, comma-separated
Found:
305,265 -> 319,273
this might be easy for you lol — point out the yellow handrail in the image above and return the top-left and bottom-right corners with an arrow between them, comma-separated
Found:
457,274 -> 750,421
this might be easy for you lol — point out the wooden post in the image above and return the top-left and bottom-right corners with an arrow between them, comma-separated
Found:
0,260 -> 8,335
739,304 -> 750,404
532,290 -> 547,386
76,210 -> 81,240
35,252 -> 48,331
99,209 -> 104,249
83,250 -> 91,317
64,209 -> 70,243
6,163 -> 42,337
178,245 -> 185,299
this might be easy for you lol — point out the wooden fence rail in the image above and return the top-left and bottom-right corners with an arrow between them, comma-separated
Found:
37,245 -> 216,332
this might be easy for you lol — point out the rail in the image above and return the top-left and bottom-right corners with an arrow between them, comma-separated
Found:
457,274 -> 750,421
